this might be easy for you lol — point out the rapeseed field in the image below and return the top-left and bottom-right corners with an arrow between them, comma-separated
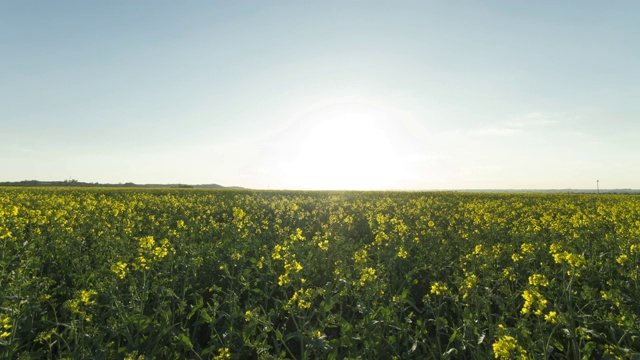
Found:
1,188 -> 639,359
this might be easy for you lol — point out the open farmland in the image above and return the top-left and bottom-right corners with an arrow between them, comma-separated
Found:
1,188 -> 639,359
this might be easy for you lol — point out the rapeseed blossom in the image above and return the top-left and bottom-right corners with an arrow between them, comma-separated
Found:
430,282 -> 448,296
528,274 -> 549,287
521,289 -> 547,315
616,254 -> 628,265
111,261 -> 128,279
544,311 -> 558,324
358,267 -> 377,287
493,335 -> 526,360
397,246 -> 408,258
214,347 -> 230,360
521,243 -> 534,254
1,315 -> 11,339
354,249 -> 368,263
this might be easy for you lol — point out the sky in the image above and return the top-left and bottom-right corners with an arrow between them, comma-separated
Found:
2,1 -> 639,190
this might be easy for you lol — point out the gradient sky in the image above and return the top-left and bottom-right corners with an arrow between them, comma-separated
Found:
2,1 -> 639,190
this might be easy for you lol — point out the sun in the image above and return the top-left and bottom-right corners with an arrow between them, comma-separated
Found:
284,102 -> 410,190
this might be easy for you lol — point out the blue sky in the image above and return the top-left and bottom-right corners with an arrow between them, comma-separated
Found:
2,1 -> 639,190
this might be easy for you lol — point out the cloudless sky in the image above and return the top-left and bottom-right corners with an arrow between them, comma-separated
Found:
2,1 -> 639,190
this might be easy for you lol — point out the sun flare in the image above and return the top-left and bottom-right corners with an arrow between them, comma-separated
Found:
285,102 -> 411,190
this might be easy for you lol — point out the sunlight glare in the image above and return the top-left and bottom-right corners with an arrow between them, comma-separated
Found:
287,103 -> 409,190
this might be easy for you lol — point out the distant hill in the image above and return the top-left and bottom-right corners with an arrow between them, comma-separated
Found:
0,180 -> 245,189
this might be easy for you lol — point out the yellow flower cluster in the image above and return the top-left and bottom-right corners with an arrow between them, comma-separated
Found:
244,310 -> 255,322
521,289 -> 547,315
549,243 -> 586,275
213,347 -> 230,360
601,289 -> 622,308
528,274 -> 549,287
286,288 -> 314,310
544,311 -> 558,324
272,244 -> 287,260
289,228 -> 305,242
555,252 -> 586,268
521,243 -> 534,254
133,236 -> 174,271
616,254 -> 628,265
396,246 -> 408,258
492,335 -> 527,360
271,227 -> 308,287
67,289 -> 98,322
278,259 -> 303,286
430,282 -> 448,296
80,289 -> 98,305
354,248 -> 368,263
111,261 -> 128,279
460,273 -> 477,300
123,351 -> 144,360
358,267 -> 377,287
0,315 -> 12,339
317,239 -> 329,251
502,268 -> 516,282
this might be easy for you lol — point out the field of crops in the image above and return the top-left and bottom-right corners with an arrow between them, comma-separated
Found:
1,188 -> 639,359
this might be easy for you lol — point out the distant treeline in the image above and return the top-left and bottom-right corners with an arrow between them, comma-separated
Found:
0,180 -> 241,189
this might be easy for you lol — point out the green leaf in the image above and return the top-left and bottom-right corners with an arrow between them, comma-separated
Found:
449,329 -> 459,344
178,333 -> 193,349
199,309 -> 213,323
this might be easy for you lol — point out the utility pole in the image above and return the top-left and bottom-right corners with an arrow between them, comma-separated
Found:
597,180 -> 599,194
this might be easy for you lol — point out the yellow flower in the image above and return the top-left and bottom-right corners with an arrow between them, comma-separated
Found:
492,335 -> 526,359
549,243 -> 562,254
284,259 -> 303,273
286,288 -> 314,309
397,246 -> 408,258
139,235 -> 155,250
290,228 -> 305,242
317,239 -> 329,251
123,351 -> 144,360
464,274 -> 477,288
358,267 -> 377,287
544,311 -> 557,324
521,243 -> 534,254
565,252 -> 586,268
278,274 -> 289,286
80,289 -> 97,305
298,299 -> 311,309
430,282 -> 448,296
2,316 -> 12,329
503,268 -> 516,282
111,261 -> 128,279
1,315 -> 12,338
271,244 -> 286,260
528,274 -> 549,287
616,254 -> 628,265
214,347 -> 231,360
354,249 -> 368,263
522,289 -> 547,315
